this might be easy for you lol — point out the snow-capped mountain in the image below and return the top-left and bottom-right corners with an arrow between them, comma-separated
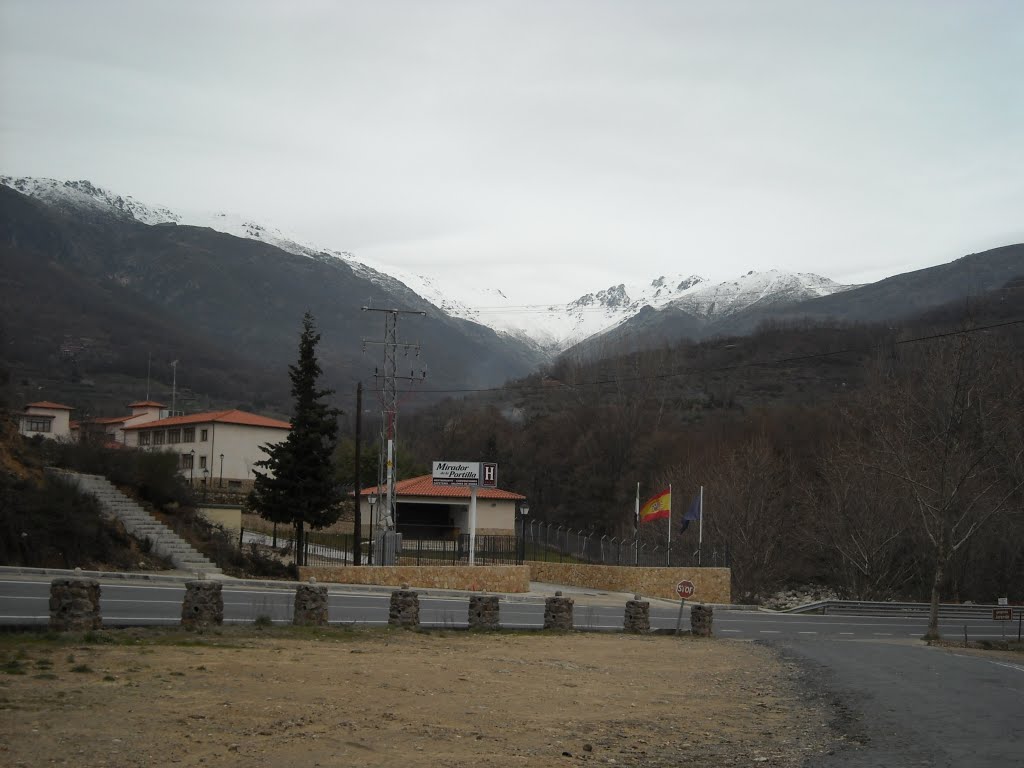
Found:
1,175 -> 854,355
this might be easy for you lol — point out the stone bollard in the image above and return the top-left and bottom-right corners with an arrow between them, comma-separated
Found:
389,584 -> 420,628
293,581 -> 329,626
181,580 -> 223,630
468,595 -> 500,630
544,590 -> 574,631
624,594 -> 650,633
690,604 -> 714,637
49,577 -> 102,631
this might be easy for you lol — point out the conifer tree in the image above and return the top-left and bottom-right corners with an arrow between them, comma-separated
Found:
250,312 -> 341,566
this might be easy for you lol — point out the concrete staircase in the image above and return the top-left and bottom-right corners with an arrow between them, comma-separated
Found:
50,469 -> 223,576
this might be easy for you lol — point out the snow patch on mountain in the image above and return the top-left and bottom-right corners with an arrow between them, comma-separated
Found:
1,175 -> 854,355
670,269 -> 852,319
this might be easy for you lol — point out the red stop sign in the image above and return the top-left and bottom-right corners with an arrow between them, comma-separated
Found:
676,580 -> 695,598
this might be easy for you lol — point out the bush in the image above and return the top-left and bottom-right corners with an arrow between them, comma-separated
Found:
43,440 -> 191,507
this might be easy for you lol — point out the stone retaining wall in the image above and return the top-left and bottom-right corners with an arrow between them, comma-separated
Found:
528,563 -> 731,603
299,565 -> 530,592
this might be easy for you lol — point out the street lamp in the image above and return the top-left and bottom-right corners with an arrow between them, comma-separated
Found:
202,468 -> 209,502
189,449 -> 195,487
367,494 -> 378,565
219,453 -> 224,487
518,501 -> 530,563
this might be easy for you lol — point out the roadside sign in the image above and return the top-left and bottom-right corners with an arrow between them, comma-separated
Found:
993,608 -> 1013,621
432,461 -> 481,486
676,580 -> 695,599
481,462 -> 498,488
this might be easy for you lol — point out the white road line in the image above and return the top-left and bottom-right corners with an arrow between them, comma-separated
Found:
718,629 -> 741,633
102,599 -> 182,604
839,632 -> 854,635
798,631 -> 817,635
872,633 -> 893,636
759,630 -> 780,634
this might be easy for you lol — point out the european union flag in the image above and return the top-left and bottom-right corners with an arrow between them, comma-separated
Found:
679,494 -> 701,532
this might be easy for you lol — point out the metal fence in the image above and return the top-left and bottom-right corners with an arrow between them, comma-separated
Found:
522,520 -> 730,568
242,518 -> 727,569
242,523 -> 520,567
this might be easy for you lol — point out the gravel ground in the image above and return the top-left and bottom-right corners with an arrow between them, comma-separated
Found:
0,627 -> 834,767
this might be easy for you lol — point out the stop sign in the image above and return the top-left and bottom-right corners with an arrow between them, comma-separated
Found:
676,580 -> 695,599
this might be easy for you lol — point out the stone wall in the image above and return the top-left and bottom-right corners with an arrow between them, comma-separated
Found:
49,577 -> 101,631
528,563 -> 732,603
299,565 -> 530,593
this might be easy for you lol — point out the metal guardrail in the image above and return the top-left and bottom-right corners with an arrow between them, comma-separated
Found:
784,600 -> 1019,620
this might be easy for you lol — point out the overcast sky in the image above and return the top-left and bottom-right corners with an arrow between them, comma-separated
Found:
2,1 -> 1022,304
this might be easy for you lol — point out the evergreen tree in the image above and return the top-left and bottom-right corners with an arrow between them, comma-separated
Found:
250,312 -> 341,566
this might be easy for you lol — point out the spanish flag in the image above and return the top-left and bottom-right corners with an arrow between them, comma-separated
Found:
639,488 -> 671,523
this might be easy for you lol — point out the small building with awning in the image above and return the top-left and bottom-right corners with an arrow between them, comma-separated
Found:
356,475 -> 525,539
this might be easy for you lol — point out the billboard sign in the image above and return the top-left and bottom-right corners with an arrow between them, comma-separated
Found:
432,461 -> 482,486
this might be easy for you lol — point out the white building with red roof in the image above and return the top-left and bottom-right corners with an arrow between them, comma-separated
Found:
123,409 -> 290,488
357,475 -> 525,538
19,401 -> 74,440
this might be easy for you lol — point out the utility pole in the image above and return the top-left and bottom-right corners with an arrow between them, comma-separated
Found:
170,360 -> 178,416
354,381 -> 363,566
361,307 -> 426,538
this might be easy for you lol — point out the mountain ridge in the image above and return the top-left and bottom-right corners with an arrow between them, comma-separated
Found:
1,175 -> 856,354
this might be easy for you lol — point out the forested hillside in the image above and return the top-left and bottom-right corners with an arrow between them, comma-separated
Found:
401,281 -> 1024,603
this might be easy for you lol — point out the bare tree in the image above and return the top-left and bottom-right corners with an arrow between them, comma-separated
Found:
805,436 -> 918,600
865,334 -> 1024,639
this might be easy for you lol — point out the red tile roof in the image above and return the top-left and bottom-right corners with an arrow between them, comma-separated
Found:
128,400 -> 165,408
90,415 -> 131,425
25,401 -> 73,410
123,409 -> 291,431
358,475 -> 525,501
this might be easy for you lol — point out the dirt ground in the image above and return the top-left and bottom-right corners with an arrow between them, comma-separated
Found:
0,628 -> 834,768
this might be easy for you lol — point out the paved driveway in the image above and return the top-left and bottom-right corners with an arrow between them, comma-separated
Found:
776,639 -> 1024,767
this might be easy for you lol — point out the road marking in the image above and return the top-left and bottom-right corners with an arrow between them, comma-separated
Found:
872,632 -> 893,636
759,630 -> 780,634
102,598 -> 181,604
798,631 -> 817,635
718,629 -> 741,633
839,632 -> 854,635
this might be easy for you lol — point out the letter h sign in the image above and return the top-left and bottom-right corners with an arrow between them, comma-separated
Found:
481,462 -> 498,488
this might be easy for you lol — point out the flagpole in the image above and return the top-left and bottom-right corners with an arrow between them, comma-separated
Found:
698,485 -> 704,567
666,483 -> 672,567
634,482 -> 639,566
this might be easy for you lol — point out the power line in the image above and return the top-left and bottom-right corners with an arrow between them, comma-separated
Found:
363,317 -> 1024,397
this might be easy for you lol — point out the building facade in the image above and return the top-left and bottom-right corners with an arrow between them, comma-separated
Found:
19,401 -> 73,440
357,475 -> 525,538
123,409 -> 290,488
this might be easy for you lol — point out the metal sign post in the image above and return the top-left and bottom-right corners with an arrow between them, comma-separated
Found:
993,607 -> 1013,640
675,580 -> 695,635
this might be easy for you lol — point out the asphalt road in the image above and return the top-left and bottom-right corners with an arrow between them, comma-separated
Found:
778,639 -> 1024,768
1,577 -> 1019,641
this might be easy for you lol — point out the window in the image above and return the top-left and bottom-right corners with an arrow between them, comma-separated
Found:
182,427 -> 195,443
181,453 -> 194,470
138,431 -> 151,446
152,431 -> 165,446
199,456 -> 207,469
167,429 -> 181,444
25,418 -> 52,432
200,429 -> 208,442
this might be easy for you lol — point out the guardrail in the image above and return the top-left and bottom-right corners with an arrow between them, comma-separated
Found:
784,600 -> 1019,620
